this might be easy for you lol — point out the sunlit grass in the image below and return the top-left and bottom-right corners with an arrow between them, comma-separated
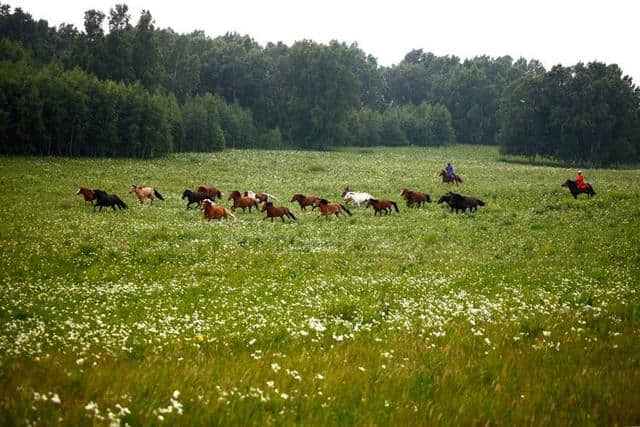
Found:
0,145 -> 639,425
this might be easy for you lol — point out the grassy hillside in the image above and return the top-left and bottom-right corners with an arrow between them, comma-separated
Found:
1,145 -> 639,425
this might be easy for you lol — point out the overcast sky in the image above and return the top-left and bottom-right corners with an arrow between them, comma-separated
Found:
11,0 -> 640,82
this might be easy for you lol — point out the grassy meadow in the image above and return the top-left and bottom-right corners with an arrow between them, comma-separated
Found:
0,145 -> 639,426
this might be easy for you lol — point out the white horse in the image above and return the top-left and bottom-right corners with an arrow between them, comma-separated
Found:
343,191 -> 374,207
245,191 -> 277,203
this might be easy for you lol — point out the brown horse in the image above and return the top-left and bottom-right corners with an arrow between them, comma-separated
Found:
261,202 -> 297,222
129,185 -> 165,205
197,186 -> 222,200
76,187 -> 96,206
315,199 -> 352,219
439,170 -> 463,186
401,188 -> 431,207
367,198 -> 399,215
202,199 -> 236,221
291,194 -> 320,211
228,190 -> 259,212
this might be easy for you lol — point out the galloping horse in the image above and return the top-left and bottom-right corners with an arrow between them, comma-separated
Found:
93,189 -> 127,211
342,187 -> 375,207
367,198 -> 400,215
129,185 -> 164,205
437,192 -> 485,213
246,191 -> 277,203
561,180 -> 596,199
202,199 -> 236,221
197,186 -> 222,200
439,170 -> 463,186
76,187 -> 96,206
291,194 -> 320,211
261,202 -> 297,222
182,189 -> 208,209
228,190 -> 259,212
315,199 -> 352,219
401,188 -> 431,207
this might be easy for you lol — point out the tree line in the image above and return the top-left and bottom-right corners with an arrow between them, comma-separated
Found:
0,3 -> 638,164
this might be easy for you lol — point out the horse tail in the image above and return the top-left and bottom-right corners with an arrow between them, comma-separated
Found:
225,208 -> 237,220
457,175 -> 463,183
287,209 -> 297,221
340,204 -> 352,216
154,189 -> 165,201
391,201 -> 399,212
115,196 -> 127,209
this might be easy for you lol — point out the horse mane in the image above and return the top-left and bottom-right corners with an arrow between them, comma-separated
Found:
368,198 -> 379,203
319,198 -> 329,204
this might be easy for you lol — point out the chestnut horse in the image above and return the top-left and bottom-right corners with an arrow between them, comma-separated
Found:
261,202 -> 297,222
315,199 -> 352,218
228,190 -> 259,212
197,186 -> 222,200
401,188 -> 431,207
129,185 -> 164,205
367,198 -> 399,215
439,170 -> 463,186
291,194 -> 320,211
76,187 -> 96,206
202,199 -> 236,221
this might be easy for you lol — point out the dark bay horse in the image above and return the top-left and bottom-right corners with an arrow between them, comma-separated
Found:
228,190 -> 259,212
261,202 -> 297,222
182,189 -> 208,209
401,188 -> 431,207
437,192 -> 484,213
93,189 -> 127,211
76,187 -> 96,206
291,194 -> 320,211
367,198 -> 399,216
562,180 -> 596,199
439,170 -> 463,186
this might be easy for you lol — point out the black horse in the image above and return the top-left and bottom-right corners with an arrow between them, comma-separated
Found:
561,180 -> 596,199
93,189 -> 127,211
437,192 -> 485,213
182,189 -> 208,209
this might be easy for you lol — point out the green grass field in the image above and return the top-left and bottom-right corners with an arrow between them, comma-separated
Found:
1,145 -> 639,426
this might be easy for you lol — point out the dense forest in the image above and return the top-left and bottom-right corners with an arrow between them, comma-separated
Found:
0,3 -> 638,164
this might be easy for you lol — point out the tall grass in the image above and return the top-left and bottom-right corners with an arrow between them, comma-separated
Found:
0,146 -> 639,425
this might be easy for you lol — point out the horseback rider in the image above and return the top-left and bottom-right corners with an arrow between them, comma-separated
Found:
445,162 -> 455,178
576,170 -> 588,190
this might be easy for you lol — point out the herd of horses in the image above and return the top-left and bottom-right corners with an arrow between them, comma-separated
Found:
75,171 -> 596,221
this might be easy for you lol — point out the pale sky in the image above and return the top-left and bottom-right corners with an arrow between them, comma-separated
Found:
11,0 -> 640,83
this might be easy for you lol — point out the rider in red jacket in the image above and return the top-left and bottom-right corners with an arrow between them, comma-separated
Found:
576,170 -> 587,190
